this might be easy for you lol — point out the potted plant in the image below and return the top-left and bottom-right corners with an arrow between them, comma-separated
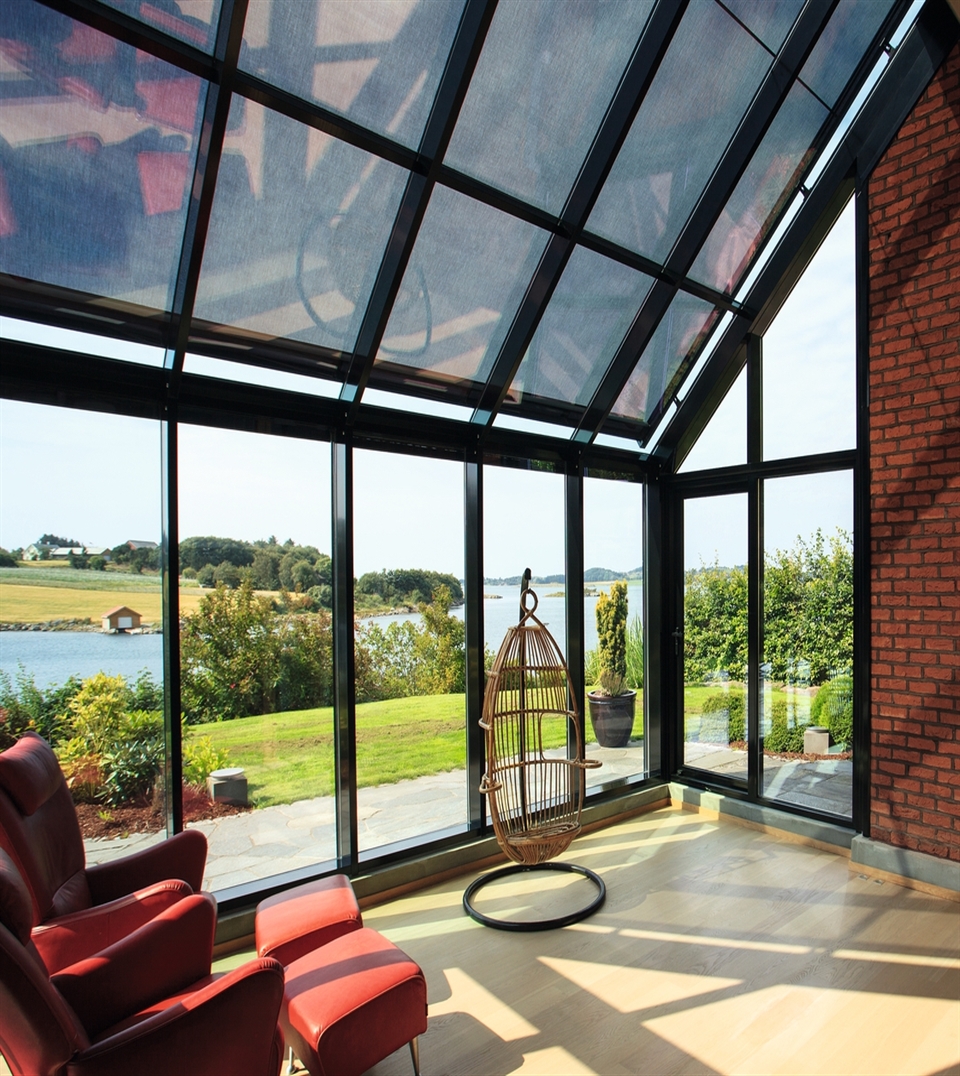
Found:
587,581 -> 636,748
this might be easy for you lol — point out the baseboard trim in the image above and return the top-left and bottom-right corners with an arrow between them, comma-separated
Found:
850,835 -> 960,902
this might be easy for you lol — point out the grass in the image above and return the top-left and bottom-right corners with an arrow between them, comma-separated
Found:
1,565 -> 173,589
195,689 -> 645,808
0,583 -> 205,624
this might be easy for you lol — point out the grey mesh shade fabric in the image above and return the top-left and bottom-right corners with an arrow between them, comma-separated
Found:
0,0 -> 902,443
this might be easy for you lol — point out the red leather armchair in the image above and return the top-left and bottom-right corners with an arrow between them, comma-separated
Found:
0,849 -> 285,1076
0,732 -> 207,972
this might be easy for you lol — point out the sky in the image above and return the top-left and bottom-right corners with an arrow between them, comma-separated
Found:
0,201 -> 854,577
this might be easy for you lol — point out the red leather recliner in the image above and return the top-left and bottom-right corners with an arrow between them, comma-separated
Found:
0,848 -> 285,1076
0,732 -> 207,972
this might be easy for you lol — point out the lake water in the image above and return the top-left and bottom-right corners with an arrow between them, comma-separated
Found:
0,582 -> 642,688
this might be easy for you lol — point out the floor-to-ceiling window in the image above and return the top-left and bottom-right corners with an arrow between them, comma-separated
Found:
0,397 -> 168,862
352,447 -> 466,856
177,423 -> 335,891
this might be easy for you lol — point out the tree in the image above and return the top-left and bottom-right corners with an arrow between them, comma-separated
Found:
213,560 -> 242,589
683,562 -> 749,682
179,536 -> 254,572
180,581 -> 282,722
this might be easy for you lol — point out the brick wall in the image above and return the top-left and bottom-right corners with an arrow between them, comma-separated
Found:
867,42 -> 960,860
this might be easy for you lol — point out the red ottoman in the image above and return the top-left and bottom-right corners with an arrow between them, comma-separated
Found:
282,926 -> 427,1076
256,874 -> 362,966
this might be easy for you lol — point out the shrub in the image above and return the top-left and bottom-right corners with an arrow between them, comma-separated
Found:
197,564 -> 215,587
625,614 -> 643,689
182,566 -> 198,579
88,556 -> 107,571
0,669 -> 81,748
764,698 -> 809,753
183,735 -> 230,787
700,688 -> 745,743
98,710 -> 164,806
596,582 -> 628,685
810,674 -> 853,748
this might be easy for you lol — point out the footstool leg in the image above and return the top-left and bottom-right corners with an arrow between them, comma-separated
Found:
409,1036 -> 420,1076
286,1045 -> 296,1074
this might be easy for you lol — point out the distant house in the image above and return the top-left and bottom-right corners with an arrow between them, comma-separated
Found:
127,540 -> 158,551
84,546 -> 111,559
101,606 -> 142,632
50,546 -> 85,559
22,544 -> 42,561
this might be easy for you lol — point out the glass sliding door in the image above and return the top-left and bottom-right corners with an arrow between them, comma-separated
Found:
353,449 -> 465,855
178,425 -> 334,892
682,492 -> 749,782
761,471 -> 853,817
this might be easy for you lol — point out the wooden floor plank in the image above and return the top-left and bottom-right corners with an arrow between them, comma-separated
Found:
361,806 -> 959,1076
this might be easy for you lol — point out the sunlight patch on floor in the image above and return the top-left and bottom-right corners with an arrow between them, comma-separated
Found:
430,967 -> 539,1041
539,955 -> 742,1014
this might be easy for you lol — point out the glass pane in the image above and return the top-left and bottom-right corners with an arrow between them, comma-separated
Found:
688,81 -> 826,295
722,0 -> 803,52
240,0 -> 464,150
0,6 -> 205,311
1,316 -> 165,367
99,0 -> 222,53
762,472 -> 853,818
0,400 -> 167,863
445,0 -> 653,214
763,199 -> 856,460
584,475 -> 645,788
195,99 -> 408,352
374,185 -> 548,387
610,293 -> 718,424
508,246 -> 654,409
178,425 -> 334,893
353,450 -> 465,856
683,492 -> 748,781
183,354 -> 342,397
677,365 -> 747,473
483,464 -> 566,663
587,1 -> 771,265
800,0 -> 896,108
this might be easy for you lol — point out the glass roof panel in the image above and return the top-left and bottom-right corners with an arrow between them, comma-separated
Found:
799,0 -> 897,108
239,0 -> 465,150
0,5 -> 205,312
721,0 -> 804,53
586,1 -> 772,266
373,185 -> 548,388
98,0 -> 222,53
194,98 -> 408,352
688,81 -> 827,295
444,0 -> 654,215
508,246 -> 654,408
609,292 -> 718,424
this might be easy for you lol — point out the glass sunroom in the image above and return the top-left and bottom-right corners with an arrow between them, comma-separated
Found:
0,0 -> 953,918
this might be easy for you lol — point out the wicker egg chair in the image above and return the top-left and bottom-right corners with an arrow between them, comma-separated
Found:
463,586 -> 605,931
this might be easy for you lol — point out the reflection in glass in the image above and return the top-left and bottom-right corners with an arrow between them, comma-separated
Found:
195,99 -> 408,352
99,0 -> 222,53
353,450 -> 465,856
683,493 -> 748,781
722,0 -> 803,52
508,246 -> 653,409
178,425 -> 334,891
762,472 -> 852,817
610,293 -> 718,425
583,476 -> 645,789
0,400 -> 167,864
0,5 -> 205,309
240,0 -> 464,150
763,199 -> 856,460
677,365 -> 747,473
689,82 -> 826,295
799,0 -> 896,108
587,1 -> 771,265
374,185 -> 548,388
446,0 -> 652,214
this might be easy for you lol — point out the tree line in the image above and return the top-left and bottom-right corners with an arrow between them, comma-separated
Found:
684,529 -> 853,686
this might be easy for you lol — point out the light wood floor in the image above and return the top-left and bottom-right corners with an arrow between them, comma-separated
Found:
358,806 -> 959,1076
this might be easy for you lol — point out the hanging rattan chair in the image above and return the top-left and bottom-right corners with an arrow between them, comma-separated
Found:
463,586 -> 605,931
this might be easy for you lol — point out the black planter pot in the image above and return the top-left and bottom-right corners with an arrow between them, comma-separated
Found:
587,690 -> 636,748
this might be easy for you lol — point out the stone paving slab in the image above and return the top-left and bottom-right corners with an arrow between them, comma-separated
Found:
82,739 -> 850,892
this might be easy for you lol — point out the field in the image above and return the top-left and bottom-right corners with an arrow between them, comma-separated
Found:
0,565 -> 203,623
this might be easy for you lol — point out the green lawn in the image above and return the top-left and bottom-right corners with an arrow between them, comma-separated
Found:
195,690 -> 644,808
